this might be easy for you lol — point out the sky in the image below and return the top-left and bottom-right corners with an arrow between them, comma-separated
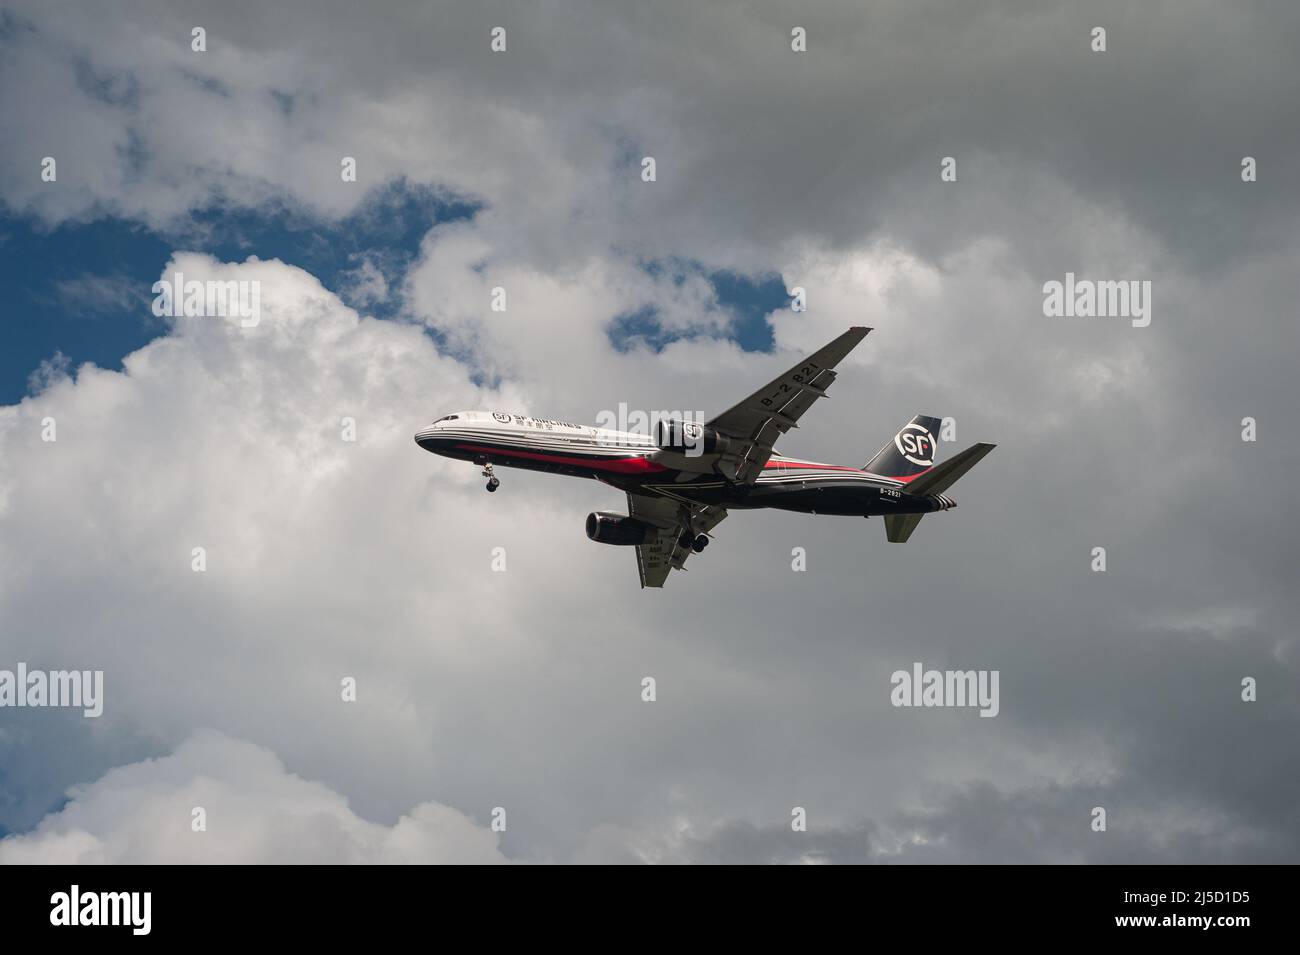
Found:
0,0 -> 1297,863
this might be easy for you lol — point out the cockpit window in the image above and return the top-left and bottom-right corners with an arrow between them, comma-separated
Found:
433,414 -> 459,424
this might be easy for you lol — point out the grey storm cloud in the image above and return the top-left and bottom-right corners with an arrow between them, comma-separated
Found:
4,0 -> 1297,272
0,0 -> 1297,863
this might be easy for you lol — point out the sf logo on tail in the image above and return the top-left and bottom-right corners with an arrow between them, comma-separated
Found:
895,424 -> 936,467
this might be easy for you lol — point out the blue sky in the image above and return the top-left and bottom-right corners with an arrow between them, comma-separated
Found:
1,181 -> 469,403
2,182 -> 788,405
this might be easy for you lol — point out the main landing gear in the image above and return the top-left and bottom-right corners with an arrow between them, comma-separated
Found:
482,463 -> 500,493
679,532 -> 709,554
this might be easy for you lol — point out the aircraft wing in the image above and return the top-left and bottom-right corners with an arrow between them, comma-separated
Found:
628,492 -> 728,589
706,327 -> 871,484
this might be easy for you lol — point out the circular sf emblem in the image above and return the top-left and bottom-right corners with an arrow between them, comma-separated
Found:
492,412 -> 511,423
895,424 -> 936,467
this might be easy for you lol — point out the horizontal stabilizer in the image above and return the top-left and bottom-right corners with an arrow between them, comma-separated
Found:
902,442 -> 995,497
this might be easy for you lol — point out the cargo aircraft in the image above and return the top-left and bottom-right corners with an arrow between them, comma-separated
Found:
415,328 -> 994,587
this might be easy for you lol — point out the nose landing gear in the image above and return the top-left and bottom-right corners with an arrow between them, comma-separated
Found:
482,463 -> 500,493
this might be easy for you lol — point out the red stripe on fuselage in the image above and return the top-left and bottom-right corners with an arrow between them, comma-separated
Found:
765,459 -> 930,485
454,441 -> 928,484
762,460 -> 862,473
888,470 -> 929,483
453,443 -> 670,474
765,459 -> 927,485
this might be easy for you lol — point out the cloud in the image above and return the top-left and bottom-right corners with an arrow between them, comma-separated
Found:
48,272 -> 155,317
625,775 -> 1292,865
0,731 -> 506,863
337,255 -> 389,310
25,350 -> 71,395
4,1 -> 1298,274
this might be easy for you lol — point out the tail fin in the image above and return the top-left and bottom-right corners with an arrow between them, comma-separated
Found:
864,414 -> 943,483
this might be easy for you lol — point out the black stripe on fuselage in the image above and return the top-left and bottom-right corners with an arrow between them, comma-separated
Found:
416,427 -> 938,515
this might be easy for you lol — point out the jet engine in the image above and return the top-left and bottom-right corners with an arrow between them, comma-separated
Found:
654,419 -> 730,456
585,511 -> 653,546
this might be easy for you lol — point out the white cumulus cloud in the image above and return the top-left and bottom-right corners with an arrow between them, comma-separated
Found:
0,731 -> 506,864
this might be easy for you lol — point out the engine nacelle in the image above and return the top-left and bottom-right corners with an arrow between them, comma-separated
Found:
585,511 -> 652,546
654,419 -> 730,456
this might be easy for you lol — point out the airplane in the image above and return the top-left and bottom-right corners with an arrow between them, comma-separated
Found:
414,327 -> 995,588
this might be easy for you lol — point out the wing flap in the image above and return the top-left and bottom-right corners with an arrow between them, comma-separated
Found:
628,492 -> 727,588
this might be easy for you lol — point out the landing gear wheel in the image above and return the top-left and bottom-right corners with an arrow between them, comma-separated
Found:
486,477 -> 500,492
691,534 -> 709,553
